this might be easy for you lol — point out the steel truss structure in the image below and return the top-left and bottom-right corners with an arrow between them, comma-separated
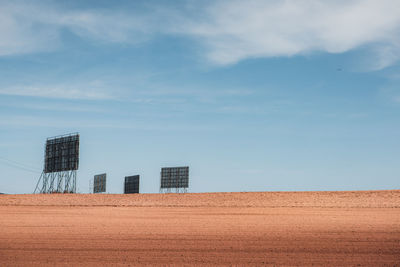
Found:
34,170 -> 77,193
34,133 -> 80,194
159,187 -> 188,193
89,178 -> 94,194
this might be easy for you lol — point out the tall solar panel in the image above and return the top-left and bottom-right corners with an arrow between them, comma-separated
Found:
124,175 -> 139,194
44,134 -> 79,173
34,133 -> 80,194
160,166 -> 189,193
94,173 -> 106,193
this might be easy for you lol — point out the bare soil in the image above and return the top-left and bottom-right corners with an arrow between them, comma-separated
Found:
1,191 -> 399,266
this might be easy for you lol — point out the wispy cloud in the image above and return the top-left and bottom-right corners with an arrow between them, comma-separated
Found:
0,114 -> 216,132
0,1 -> 153,56
0,83 -> 114,100
0,2 -> 58,55
177,0 -> 400,68
1,1 -> 400,69
0,101 -> 106,113
136,87 -> 253,97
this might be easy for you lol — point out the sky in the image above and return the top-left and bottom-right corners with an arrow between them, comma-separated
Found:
0,0 -> 400,194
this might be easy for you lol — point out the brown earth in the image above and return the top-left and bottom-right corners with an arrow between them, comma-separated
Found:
1,190 -> 399,266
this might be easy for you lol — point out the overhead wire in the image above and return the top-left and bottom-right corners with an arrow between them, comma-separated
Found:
0,156 -> 41,174
0,155 -> 39,169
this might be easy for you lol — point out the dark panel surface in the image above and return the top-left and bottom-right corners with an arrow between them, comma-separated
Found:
160,167 -> 189,189
44,133 -> 79,173
124,175 -> 139,194
94,173 -> 106,193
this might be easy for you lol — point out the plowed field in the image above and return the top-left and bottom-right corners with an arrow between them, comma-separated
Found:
1,191 -> 399,266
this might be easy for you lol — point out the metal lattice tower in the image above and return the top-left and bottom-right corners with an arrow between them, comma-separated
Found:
34,133 -> 79,194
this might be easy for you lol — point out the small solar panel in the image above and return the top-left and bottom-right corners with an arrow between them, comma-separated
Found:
93,173 -> 106,193
124,175 -> 139,194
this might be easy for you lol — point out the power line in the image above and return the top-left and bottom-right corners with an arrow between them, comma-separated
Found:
0,160 -> 40,174
0,156 -> 40,170
0,156 -> 41,173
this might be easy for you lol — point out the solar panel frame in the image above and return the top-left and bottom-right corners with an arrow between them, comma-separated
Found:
160,166 -> 189,189
44,133 -> 79,173
93,173 -> 106,193
124,175 -> 139,194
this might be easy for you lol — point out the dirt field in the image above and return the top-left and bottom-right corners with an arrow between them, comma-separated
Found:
1,191 -> 399,266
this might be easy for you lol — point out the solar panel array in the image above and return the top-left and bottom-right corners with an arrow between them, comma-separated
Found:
44,134 -> 79,173
93,173 -> 106,193
124,175 -> 140,194
36,133 -> 192,194
160,166 -> 189,189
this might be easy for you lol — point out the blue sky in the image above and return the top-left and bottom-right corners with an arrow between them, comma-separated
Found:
0,0 -> 399,194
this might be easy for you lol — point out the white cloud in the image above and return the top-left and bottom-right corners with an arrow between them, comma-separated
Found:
1,0 -> 400,69
177,0 -> 400,67
0,1 -> 152,56
0,2 -> 59,55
